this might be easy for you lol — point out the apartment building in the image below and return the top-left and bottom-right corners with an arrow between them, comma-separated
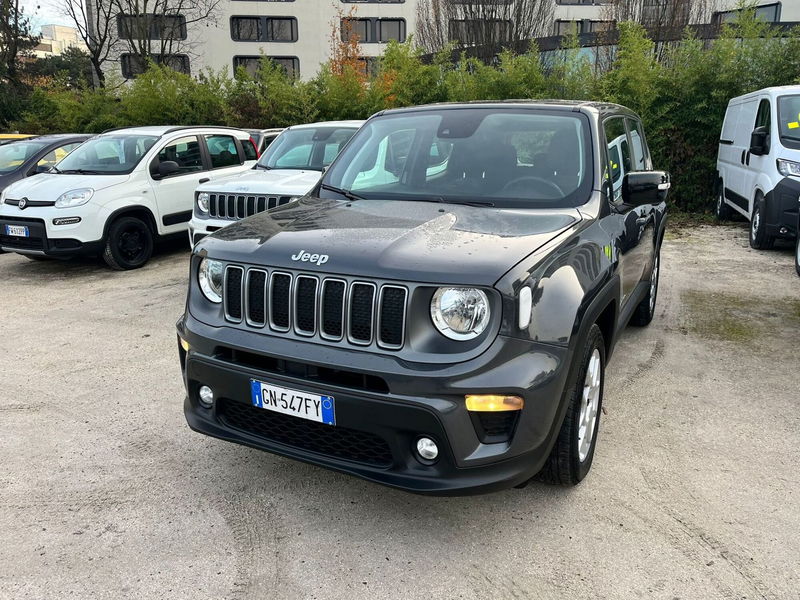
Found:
105,0 -> 800,81
33,24 -> 88,59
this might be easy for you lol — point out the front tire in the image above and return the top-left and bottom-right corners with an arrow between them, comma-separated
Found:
715,185 -> 732,221
102,216 -> 153,271
795,235 -> 800,277
537,324 -> 605,486
750,195 -> 774,250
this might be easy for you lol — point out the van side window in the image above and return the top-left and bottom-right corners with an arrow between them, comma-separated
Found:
755,99 -> 771,132
627,119 -> 650,171
603,117 -> 628,202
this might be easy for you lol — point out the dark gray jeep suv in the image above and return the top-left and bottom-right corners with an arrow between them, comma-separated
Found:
177,101 -> 669,494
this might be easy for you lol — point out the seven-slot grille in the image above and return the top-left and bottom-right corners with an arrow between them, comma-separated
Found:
224,265 -> 408,350
208,193 -> 293,220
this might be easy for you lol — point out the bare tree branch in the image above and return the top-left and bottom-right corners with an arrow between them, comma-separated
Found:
64,0 -> 120,86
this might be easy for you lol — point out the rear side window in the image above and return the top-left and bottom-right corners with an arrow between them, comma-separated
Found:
156,136 -> 203,175
205,134 -> 242,169
241,138 -> 258,161
603,117 -> 629,202
627,119 -> 650,171
721,103 -> 740,143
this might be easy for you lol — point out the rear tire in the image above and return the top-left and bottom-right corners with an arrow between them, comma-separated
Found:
715,185 -> 732,221
630,246 -> 660,327
537,324 -> 605,486
102,216 -> 153,271
749,195 -> 774,250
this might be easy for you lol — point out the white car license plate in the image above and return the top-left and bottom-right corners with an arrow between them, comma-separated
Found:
250,379 -> 335,425
5,225 -> 29,237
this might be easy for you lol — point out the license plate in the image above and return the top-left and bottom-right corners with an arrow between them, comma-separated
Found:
4,225 -> 29,237
250,379 -> 335,425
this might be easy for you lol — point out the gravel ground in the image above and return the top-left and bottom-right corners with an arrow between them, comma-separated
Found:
1,224 -> 798,600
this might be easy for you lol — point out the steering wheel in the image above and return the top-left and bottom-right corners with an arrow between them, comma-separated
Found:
501,176 -> 564,198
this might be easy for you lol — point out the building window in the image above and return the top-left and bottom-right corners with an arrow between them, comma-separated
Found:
712,2 -> 781,25
356,56 -> 380,77
233,55 -> 300,78
555,0 -> 610,4
448,19 -> 512,44
121,53 -> 190,78
554,19 -> 615,35
341,17 -> 406,43
230,16 -> 298,42
117,14 -> 187,40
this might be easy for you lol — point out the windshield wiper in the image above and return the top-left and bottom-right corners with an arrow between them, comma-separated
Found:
405,196 -> 495,208
49,166 -> 61,174
60,168 -> 104,175
320,183 -> 365,202
254,163 -> 272,170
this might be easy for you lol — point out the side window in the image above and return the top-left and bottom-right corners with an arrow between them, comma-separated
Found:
37,142 -> 82,169
755,99 -> 771,131
627,119 -> 650,171
240,138 -> 258,161
205,134 -> 242,169
155,135 -> 203,176
603,117 -> 628,202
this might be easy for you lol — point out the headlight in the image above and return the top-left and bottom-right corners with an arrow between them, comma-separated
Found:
197,192 -> 210,213
430,287 -> 490,340
55,188 -> 93,208
777,158 -> 800,177
198,258 -> 224,303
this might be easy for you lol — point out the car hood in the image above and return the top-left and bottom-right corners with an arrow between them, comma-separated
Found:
197,169 -> 322,196
2,173 -> 131,200
0,171 -> 24,193
197,198 -> 581,285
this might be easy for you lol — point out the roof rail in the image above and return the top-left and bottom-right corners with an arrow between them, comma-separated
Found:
99,125 -> 249,135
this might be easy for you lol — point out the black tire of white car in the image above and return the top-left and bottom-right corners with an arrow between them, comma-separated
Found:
715,185 -> 732,221
795,235 -> 800,277
536,324 -> 605,486
750,195 -> 774,250
630,247 -> 660,327
102,216 -> 154,271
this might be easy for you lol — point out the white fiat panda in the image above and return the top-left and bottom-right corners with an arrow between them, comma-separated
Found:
0,126 -> 257,270
716,85 -> 800,260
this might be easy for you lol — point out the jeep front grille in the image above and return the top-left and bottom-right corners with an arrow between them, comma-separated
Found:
208,194 -> 293,221
224,265 -> 408,351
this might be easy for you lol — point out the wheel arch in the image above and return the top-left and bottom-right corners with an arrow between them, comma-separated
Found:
102,205 -> 158,241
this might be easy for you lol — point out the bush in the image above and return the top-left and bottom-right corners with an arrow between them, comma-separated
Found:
6,7 -> 800,212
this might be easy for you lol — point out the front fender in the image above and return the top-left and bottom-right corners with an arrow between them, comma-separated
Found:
496,219 -> 617,348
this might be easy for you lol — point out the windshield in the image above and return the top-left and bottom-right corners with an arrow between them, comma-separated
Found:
777,95 -> 800,147
257,127 -> 358,171
56,134 -> 159,174
322,108 -> 592,208
0,141 -> 48,174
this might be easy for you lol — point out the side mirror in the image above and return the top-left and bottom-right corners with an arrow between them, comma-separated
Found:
749,126 -> 768,156
155,160 -> 180,178
621,171 -> 670,206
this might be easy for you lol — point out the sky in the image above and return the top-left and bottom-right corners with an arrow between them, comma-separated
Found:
21,0 -> 74,31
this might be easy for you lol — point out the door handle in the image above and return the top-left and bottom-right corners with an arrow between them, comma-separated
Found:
745,151 -> 751,166
199,177 -> 210,184
741,150 -> 746,164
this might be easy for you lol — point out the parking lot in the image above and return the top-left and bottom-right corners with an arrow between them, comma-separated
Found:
1,223 -> 798,600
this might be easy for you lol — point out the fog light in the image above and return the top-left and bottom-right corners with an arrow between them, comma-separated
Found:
179,337 -> 190,352
465,394 -> 524,412
198,385 -> 214,408
416,437 -> 439,461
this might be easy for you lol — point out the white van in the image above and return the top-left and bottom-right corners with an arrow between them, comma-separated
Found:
0,126 -> 256,269
716,86 -> 800,254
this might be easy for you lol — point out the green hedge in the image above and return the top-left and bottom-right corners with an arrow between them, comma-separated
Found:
8,12 -> 800,212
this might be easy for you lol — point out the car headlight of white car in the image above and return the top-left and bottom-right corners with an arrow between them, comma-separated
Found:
430,287 -> 490,341
777,158 -> 800,177
198,258 -> 224,303
197,192 -> 210,213
55,188 -> 94,208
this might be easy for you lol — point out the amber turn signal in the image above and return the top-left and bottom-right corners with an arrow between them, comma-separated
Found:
465,394 -> 524,412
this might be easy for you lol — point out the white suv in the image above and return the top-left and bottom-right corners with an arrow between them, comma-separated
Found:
189,121 -> 363,247
0,125 -> 257,269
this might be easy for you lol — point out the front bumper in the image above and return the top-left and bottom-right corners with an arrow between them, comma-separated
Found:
178,312 -> 574,495
188,217 -> 226,249
0,213 -> 102,257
